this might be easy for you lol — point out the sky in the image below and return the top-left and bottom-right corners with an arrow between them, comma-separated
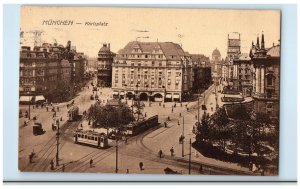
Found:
20,6 -> 281,59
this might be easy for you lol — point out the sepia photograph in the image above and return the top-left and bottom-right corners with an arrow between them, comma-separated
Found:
18,6 -> 281,175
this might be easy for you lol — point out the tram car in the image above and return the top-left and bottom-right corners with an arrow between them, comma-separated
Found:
73,130 -> 109,148
68,105 -> 79,121
126,115 -> 158,136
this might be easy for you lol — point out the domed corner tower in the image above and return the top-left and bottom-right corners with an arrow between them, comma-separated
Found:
97,43 -> 116,87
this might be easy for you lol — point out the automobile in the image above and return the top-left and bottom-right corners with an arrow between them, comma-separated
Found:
90,95 -> 94,100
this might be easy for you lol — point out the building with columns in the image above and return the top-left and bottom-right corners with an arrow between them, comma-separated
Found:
97,43 -> 116,87
250,33 -> 280,119
111,41 -> 193,102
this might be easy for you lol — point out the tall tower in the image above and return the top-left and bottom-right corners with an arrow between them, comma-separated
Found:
226,32 -> 241,83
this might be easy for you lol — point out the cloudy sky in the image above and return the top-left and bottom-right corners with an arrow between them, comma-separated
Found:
20,6 -> 280,59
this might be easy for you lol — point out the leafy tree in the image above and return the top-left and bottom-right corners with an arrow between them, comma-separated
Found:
196,113 -> 210,142
208,107 -> 230,149
86,103 -> 135,133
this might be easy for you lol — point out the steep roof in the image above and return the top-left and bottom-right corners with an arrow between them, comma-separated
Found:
118,41 -> 186,60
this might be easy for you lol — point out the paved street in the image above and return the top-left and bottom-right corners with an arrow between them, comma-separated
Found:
19,79 -> 253,175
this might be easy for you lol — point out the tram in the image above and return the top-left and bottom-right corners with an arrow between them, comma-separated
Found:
73,130 -> 109,148
68,105 -> 79,121
126,115 -> 159,136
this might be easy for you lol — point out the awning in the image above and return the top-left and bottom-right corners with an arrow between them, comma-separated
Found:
120,92 -> 125,95
35,95 -> 45,101
19,96 -> 33,102
112,92 -> 119,95
173,94 -> 180,99
165,94 -> 172,98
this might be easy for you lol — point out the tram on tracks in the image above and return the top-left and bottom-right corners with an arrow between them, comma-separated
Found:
68,105 -> 79,121
73,130 -> 109,148
126,115 -> 159,136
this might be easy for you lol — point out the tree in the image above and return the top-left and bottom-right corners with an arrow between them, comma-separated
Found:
208,107 -> 230,149
86,103 -> 135,134
196,113 -> 210,143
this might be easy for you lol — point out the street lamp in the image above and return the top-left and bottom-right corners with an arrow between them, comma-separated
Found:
27,91 -> 31,120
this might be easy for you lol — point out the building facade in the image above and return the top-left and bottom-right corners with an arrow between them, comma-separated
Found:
223,32 -> 241,84
232,53 -> 253,97
19,41 -> 75,102
250,33 -> 280,119
190,54 -> 212,93
97,43 -> 116,87
211,48 -> 222,82
111,41 -> 193,102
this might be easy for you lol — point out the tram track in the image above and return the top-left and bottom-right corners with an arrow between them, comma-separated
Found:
22,118 -> 82,172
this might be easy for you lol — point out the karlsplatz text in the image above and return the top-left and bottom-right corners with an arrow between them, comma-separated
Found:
42,19 -> 74,25
85,21 -> 108,26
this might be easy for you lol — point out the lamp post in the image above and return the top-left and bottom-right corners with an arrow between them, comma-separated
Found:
56,120 -> 60,166
27,91 -> 31,120
182,116 -> 185,157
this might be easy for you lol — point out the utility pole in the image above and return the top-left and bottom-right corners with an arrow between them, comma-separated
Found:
56,120 -> 60,166
189,138 -> 192,175
182,116 -> 184,157
115,138 -> 118,173
197,96 -> 200,124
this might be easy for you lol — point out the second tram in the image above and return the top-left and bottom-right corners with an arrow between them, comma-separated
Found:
73,130 -> 109,148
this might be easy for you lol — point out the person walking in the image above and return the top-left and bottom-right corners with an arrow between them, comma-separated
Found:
164,122 -> 167,128
170,147 -> 174,156
139,162 -> 144,170
50,160 -> 54,170
159,149 -> 163,158
62,164 -> 65,172
90,159 -> 93,168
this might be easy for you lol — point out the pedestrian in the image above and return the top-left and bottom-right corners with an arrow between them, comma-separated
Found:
144,112 -> 147,117
139,162 -> 144,170
195,115 -> 197,120
187,107 -> 189,112
126,169 -> 129,174
171,107 -> 173,113
178,120 -> 180,125
24,121 -> 27,127
174,103 -> 176,107
60,117 -> 62,121
159,149 -> 163,158
179,112 -> 181,117
168,116 -> 170,121
164,122 -> 167,128
170,147 -> 174,156
50,160 -> 54,170
52,123 -> 54,131
90,159 -> 93,168
81,123 -> 83,128
211,107 -> 213,111
62,164 -> 65,172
